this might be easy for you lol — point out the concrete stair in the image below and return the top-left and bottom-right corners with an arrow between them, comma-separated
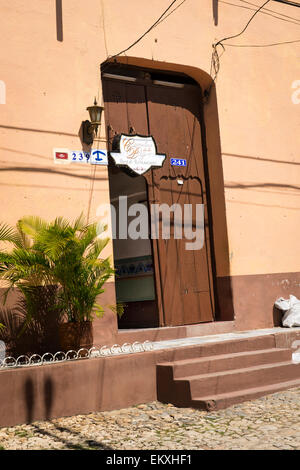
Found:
157,336 -> 300,411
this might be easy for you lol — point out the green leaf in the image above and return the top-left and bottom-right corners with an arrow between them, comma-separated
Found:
93,303 -> 105,318
109,303 -> 125,318
18,216 -> 48,240
0,223 -> 20,245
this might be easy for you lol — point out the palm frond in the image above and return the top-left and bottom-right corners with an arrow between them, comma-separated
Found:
78,223 -> 98,255
84,237 -> 110,262
18,216 -> 49,241
0,223 -> 20,246
73,213 -> 89,233
15,221 -> 32,249
53,216 -> 74,234
34,229 -> 71,260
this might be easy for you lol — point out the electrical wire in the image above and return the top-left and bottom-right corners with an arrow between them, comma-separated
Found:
221,0 -> 300,26
225,38 -> 300,46
207,0 -> 272,97
101,0 -> 185,72
240,0 -> 300,20
155,0 -> 188,27
272,0 -> 300,7
215,0 -> 271,47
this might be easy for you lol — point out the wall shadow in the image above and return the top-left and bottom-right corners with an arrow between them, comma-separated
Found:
44,376 -> 54,421
31,421 -> 113,450
213,0 -> 218,25
273,304 -> 282,327
0,123 -> 76,137
198,83 -> 233,321
56,0 -> 63,42
24,378 -> 34,424
23,372 -> 112,449
0,165 -> 107,182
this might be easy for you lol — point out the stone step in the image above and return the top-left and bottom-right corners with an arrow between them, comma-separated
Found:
177,361 -> 300,397
191,378 -> 300,411
155,335 -> 277,363
169,348 -> 292,378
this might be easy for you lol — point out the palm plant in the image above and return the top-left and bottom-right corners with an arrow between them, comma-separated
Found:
0,222 -> 24,330
0,215 -> 117,326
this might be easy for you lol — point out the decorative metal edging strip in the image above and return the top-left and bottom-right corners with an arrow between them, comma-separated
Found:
0,341 -> 154,370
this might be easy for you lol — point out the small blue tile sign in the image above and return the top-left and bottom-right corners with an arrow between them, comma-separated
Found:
90,149 -> 108,165
170,158 -> 187,167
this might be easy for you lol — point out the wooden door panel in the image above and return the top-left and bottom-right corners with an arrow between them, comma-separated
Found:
146,84 -> 207,180
146,83 -> 214,325
182,177 -> 211,293
102,79 -> 149,141
154,175 -> 213,325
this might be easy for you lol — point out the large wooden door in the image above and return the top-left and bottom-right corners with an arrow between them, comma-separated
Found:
102,72 -> 215,327
152,175 -> 214,325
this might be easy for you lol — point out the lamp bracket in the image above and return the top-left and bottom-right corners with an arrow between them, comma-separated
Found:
82,120 -> 94,145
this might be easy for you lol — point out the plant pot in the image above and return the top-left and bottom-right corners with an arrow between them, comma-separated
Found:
58,321 -> 93,352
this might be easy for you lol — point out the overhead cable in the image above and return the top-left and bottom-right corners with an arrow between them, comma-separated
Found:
208,0 -> 272,96
272,0 -> 300,7
101,0 -> 187,70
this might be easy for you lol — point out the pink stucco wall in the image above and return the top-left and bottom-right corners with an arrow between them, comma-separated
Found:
0,1 -> 299,330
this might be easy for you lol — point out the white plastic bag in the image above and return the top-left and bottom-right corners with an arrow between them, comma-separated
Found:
274,295 -> 300,327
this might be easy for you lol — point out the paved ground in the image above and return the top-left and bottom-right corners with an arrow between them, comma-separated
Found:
0,387 -> 299,450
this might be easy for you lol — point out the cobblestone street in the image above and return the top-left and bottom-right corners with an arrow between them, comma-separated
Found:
0,387 -> 299,450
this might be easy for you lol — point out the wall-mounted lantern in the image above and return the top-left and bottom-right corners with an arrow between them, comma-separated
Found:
82,98 -> 104,145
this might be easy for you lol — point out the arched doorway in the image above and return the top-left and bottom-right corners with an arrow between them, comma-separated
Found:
102,64 -> 216,328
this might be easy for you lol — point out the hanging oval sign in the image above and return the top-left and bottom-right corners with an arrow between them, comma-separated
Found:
110,134 -> 166,175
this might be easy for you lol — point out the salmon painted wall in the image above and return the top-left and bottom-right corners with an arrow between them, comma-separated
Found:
0,1 -> 299,316
0,0 -> 113,263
